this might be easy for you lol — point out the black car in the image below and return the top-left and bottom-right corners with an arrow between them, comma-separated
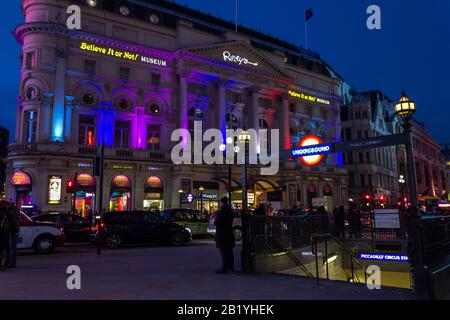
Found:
90,211 -> 192,249
32,213 -> 91,243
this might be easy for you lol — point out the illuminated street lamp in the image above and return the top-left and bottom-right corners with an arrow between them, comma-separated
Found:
198,186 -> 205,212
394,91 -> 427,298
178,188 -> 184,208
394,91 -> 417,210
238,129 -> 252,273
399,175 -> 406,208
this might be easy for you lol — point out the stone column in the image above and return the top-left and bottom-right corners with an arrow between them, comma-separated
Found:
249,86 -> 260,131
280,94 -> 290,151
64,96 -> 75,143
178,71 -> 189,131
51,48 -> 67,142
217,79 -> 227,137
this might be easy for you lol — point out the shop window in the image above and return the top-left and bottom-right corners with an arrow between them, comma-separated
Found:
24,110 -> 38,143
84,59 -> 96,75
78,116 -> 96,146
147,125 -> 161,151
114,121 -> 131,148
119,66 -> 130,82
151,73 -> 161,87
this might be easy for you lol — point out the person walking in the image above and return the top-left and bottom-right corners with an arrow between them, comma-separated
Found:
214,197 -> 235,274
0,201 -> 20,271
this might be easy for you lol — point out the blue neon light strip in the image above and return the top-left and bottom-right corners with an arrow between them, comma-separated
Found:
290,144 -> 332,158
357,253 -> 409,262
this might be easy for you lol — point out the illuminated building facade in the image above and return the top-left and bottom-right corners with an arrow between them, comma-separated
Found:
340,90 -> 401,207
7,0 -> 348,215
410,120 -> 446,204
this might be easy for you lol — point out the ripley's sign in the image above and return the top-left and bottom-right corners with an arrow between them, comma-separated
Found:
79,42 -> 167,67
222,51 -> 259,66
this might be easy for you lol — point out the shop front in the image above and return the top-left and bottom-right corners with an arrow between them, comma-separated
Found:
193,181 -> 220,213
74,173 -> 96,218
109,174 -> 132,212
11,171 -> 33,208
143,176 -> 164,211
307,183 -> 318,208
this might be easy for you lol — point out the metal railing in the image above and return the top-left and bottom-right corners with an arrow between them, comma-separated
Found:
417,215 -> 450,268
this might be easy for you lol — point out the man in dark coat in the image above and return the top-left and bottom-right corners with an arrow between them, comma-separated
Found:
215,197 -> 235,273
0,201 -> 20,271
335,206 -> 346,238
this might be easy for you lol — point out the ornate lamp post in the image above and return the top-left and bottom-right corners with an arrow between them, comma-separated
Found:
178,188 -> 184,208
238,129 -> 252,273
394,91 -> 427,298
198,186 -> 205,212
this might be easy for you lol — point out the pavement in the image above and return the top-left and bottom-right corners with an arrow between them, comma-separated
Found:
0,240 -> 416,300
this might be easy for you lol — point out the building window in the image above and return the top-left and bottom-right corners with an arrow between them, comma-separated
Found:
359,152 -> 364,163
188,107 -> 205,136
345,128 -> 352,141
25,52 -> 34,69
78,116 -> 96,146
226,91 -> 242,104
114,121 -> 131,148
289,103 -> 296,113
188,83 -> 207,97
151,73 -> 161,87
226,113 -> 240,130
24,110 -> 38,143
349,171 -> 355,187
147,103 -> 161,115
357,130 -> 362,139
82,93 -> 96,106
147,125 -> 160,151
360,174 -> 366,187
115,98 -> 132,112
368,175 -> 373,188
119,66 -> 130,82
84,60 -> 96,75
366,152 -> 371,163
347,152 -> 353,164
259,98 -> 272,109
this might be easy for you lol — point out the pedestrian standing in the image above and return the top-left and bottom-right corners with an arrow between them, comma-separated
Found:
0,201 -> 20,271
214,197 -> 235,274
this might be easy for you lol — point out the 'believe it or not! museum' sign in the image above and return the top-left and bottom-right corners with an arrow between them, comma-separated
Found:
79,41 -> 168,67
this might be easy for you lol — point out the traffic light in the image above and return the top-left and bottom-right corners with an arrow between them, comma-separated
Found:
66,179 -> 75,194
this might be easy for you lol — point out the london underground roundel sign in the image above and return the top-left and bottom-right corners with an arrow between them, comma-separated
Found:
297,135 -> 327,166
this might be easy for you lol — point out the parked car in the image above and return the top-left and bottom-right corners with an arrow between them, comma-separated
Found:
90,211 -> 192,249
32,213 -> 91,243
18,211 -> 65,254
207,210 -> 243,241
159,209 -> 209,237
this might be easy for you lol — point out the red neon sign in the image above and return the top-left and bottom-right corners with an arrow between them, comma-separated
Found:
298,135 -> 325,166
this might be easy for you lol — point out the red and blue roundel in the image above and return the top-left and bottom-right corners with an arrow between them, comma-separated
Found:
295,135 -> 328,166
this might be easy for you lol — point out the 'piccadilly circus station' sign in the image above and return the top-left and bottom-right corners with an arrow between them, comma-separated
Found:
357,253 -> 409,262
291,135 -> 331,166
79,42 -> 168,67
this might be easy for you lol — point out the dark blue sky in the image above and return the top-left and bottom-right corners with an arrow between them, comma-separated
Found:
1,0 -> 449,143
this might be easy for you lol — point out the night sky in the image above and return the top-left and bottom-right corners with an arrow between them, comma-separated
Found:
1,0 -> 449,143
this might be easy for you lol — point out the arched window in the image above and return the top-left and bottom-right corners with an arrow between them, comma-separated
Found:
188,106 -> 205,135
226,113 -> 240,130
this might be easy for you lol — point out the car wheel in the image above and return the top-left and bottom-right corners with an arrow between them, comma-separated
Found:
33,236 -> 55,255
170,231 -> 185,246
233,227 -> 243,242
106,233 -> 122,249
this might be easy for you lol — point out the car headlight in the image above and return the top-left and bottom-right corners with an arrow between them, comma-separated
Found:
185,227 -> 192,234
